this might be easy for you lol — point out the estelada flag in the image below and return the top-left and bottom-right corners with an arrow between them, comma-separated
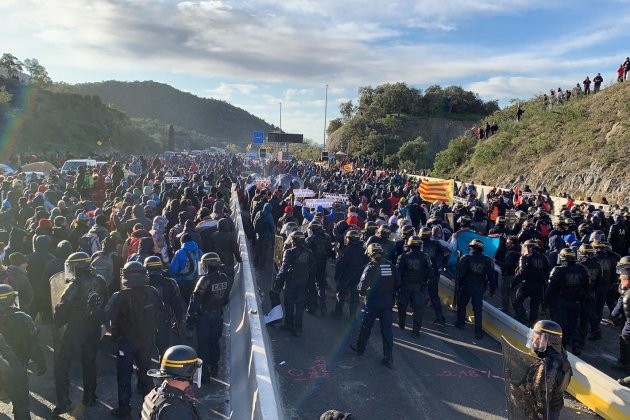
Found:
417,178 -> 454,204
342,163 -> 353,172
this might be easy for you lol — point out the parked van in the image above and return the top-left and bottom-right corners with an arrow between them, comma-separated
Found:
60,159 -> 97,176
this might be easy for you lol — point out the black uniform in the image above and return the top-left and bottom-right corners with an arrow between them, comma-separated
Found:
305,230 -> 333,313
355,256 -> 399,361
611,286 -> 630,370
537,348 -> 572,417
421,238 -> 447,322
186,268 -> 230,375
609,221 -> 628,256
0,309 -> 46,420
578,257 -> 604,342
365,235 -> 396,263
544,264 -> 589,353
274,244 -> 315,334
512,252 -> 550,324
332,240 -> 368,318
105,284 -> 162,411
53,271 -> 107,407
141,382 -> 201,420
595,248 -> 621,315
149,272 -> 184,357
396,248 -> 434,334
455,252 -> 496,335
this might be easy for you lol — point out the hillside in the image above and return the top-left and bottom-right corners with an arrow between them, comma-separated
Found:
433,82 -> 630,202
326,83 -> 498,170
0,76 -> 156,157
74,81 -> 276,148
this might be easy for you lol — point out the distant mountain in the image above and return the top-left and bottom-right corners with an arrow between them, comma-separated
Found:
74,80 -> 276,149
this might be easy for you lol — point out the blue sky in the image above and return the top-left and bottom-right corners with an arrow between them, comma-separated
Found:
1,0 -> 629,144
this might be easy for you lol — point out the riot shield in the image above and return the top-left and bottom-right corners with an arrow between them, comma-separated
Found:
501,336 -> 549,420
274,235 -> 285,269
50,271 -> 70,347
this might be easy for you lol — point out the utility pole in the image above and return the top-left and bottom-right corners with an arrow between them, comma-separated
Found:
324,84 -> 328,149
279,102 -> 282,131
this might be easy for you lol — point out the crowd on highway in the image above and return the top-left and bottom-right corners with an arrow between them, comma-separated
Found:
0,150 -> 629,419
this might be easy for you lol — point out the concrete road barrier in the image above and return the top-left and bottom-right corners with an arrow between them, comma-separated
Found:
438,275 -> 630,419
229,191 -> 283,420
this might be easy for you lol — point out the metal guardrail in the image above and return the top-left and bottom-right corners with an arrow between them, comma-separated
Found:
229,191 -> 283,420
438,275 -> 630,419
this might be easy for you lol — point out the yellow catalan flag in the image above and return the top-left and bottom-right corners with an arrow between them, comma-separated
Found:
342,163 -> 353,172
417,178 -> 454,204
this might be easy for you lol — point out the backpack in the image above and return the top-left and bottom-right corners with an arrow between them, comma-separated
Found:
539,221 -> 550,238
127,236 -> 143,257
177,249 -> 199,282
79,232 -> 101,256
122,286 -> 159,338
91,251 -> 113,287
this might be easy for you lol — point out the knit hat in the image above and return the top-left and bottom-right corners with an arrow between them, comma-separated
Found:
284,206 -> 293,214
37,218 -> 53,229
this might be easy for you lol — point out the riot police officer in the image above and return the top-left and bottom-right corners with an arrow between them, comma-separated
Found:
396,236 -> 434,338
273,231 -> 315,337
612,256 -> 630,374
577,244 -> 603,343
52,251 -> 107,416
144,256 -> 185,358
106,261 -> 163,417
186,252 -> 230,378
419,227 -> 447,324
361,221 -> 378,242
512,240 -> 550,325
0,285 -> 46,420
305,220 -> 334,315
142,345 -> 202,419
394,225 -> 415,260
593,241 -> 621,324
351,243 -> 400,368
332,230 -> 368,319
365,224 -> 396,263
544,248 -> 589,355
609,214 -> 628,256
525,320 -> 573,420
454,239 -> 497,340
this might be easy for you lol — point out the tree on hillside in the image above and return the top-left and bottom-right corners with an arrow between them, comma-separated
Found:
392,136 -> 428,171
168,124 -> 175,150
0,53 -> 23,79
23,58 -> 52,87
0,85 -> 12,114
327,118 -> 343,135
339,100 -> 356,122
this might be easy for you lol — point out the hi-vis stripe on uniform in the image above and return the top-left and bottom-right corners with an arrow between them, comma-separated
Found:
380,265 -> 392,276
417,179 -> 454,205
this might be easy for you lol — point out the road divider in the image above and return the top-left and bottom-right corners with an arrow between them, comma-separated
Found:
438,275 -> 630,420
229,191 -> 283,420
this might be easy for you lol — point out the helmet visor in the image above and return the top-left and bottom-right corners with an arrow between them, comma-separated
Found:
526,329 -> 549,353
198,261 -> 208,276
64,261 -> 76,281
193,358 -> 203,388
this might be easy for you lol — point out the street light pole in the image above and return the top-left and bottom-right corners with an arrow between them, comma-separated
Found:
324,84 -> 328,149
279,102 -> 282,131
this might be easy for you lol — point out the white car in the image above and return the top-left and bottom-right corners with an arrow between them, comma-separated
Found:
60,159 -> 97,176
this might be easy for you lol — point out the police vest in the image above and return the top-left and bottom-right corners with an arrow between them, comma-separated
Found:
141,386 -> 201,420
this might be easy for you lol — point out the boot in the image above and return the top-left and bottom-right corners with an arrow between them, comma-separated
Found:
612,339 -> 630,371
618,376 -> 630,387
380,357 -> 393,369
398,313 -> 406,331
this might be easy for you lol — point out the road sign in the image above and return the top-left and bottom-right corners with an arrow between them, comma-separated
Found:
253,131 -> 265,144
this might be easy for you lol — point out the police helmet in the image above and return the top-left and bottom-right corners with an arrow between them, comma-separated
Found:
289,231 -> 306,245
526,320 -> 563,353
364,221 -> 378,232
578,223 -> 591,236
419,226 -> 431,239
458,215 -> 472,226
121,261 -> 148,288
467,239 -> 484,252
558,248 -> 577,264
523,239 -> 539,249
617,256 -> 630,276
308,219 -> 323,230
591,230 -> 605,242
406,235 -> 423,249
148,345 -> 202,382
578,244 -> 595,259
515,210 -> 527,220
143,255 -> 163,274
400,225 -> 414,239
345,229 -> 361,244
199,252 -> 221,275
614,214 -> 625,223
366,243 -> 384,258
378,224 -> 391,236
555,217 -> 565,228
592,241 -> 611,252
0,284 -> 17,312
65,251 -> 92,280
565,218 -> 575,226
561,210 -> 572,219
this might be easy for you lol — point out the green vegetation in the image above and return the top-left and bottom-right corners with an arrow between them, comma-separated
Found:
0,76 -> 156,156
432,82 -> 630,201
74,81 -> 276,149
328,83 -> 498,167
